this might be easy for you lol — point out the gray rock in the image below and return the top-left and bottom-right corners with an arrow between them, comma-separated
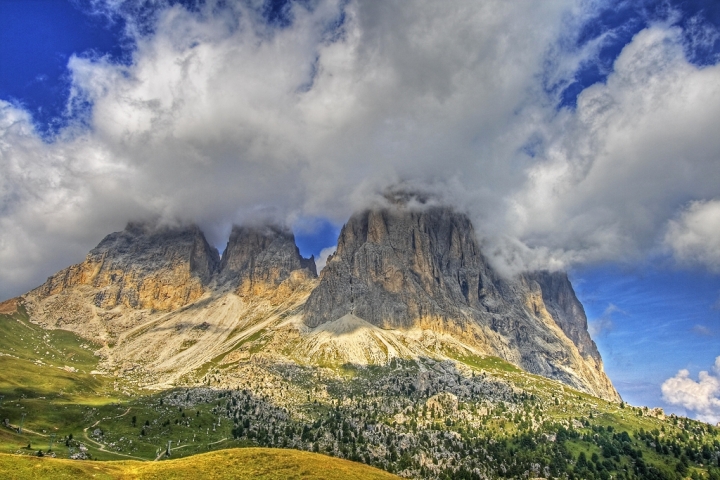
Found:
32,221 -> 318,309
303,202 -> 619,401
23,201 -> 618,401
34,222 -> 220,311
218,225 -> 317,291
524,270 -> 601,364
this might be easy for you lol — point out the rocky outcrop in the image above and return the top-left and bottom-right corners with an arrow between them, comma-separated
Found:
33,222 -> 220,311
303,206 -> 498,329
525,271 -> 601,363
218,225 -> 317,295
303,203 -> 620,401
18,204 -> 618,402
30,221 -> 319,309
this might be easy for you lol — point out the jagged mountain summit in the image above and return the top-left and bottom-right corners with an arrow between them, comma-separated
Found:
218,224 -> 317,294
36,222 -> 221,312
303,205 -> 617,400
18,203 -> 619,401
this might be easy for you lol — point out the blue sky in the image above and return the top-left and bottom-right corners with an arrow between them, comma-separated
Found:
1,0 -> 720,421
571,264 -> 720,414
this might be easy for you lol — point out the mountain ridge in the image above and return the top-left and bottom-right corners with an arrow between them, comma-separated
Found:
17,203 -> 618,401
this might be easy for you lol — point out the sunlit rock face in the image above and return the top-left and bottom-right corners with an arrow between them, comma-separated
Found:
21,221 -> 319,384
303,201 -> 619,401
33,222 -> 220,311
32,221 -> 319,310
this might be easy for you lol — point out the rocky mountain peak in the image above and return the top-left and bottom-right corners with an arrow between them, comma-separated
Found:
304,204 -> 619,401
34,222 -> 220,311
218,224 -> 317,294
524,270 -> 602,364
306,205 -> 493,328
20,204 -> 618,402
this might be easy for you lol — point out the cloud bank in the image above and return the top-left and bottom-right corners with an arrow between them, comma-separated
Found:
665,199 -> 720,271
662,357 -> 720,424
2,0 -> 720,298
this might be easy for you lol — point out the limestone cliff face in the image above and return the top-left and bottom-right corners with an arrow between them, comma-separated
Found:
304,207 -> 500,329
21,221 -> 320,378
18,208 -> 618,401
218,225 -> 317,296
303,205 -> 620,401
525,271 -> 601,364
33,223 -> 220,311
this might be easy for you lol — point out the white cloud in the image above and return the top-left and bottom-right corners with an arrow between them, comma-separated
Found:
665,199 -> 720,271
691,325 -> 713,337
2,1 -> 720,298
0,0 -> 577,297
508,26 -> 720,268
588,303 -> 621,337
588,317 -> 613,338
315,246 -> 336,273
661,357 -> 720,424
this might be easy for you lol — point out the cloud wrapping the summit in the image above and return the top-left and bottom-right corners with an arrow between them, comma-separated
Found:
2,0 -> 720,298
509,26 -> 720,267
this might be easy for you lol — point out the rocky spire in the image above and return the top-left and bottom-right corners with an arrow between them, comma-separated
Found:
218,224 -> 317,294
303,202 -> 619,401
303,206 -> 496,328
524,270 -> 602,364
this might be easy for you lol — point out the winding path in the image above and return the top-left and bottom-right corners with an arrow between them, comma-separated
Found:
81,407 -> 147,461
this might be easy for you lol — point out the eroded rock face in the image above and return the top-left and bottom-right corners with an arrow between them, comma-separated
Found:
31,222 -> 319,310
303,207 -> 499,329
33,223 -> 220,311
303,204 -> 619,401
218,225 -> 317,295
525,271 -> 601,364
18,206 -> 618,402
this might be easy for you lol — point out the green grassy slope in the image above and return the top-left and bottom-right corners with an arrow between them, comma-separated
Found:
0,307 -> 129,460
2,304 -> 720,479
0,447 -> 400,479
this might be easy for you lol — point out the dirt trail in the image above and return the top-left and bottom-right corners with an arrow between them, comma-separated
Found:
3,423 -> 47,438
81,407 -> 146,461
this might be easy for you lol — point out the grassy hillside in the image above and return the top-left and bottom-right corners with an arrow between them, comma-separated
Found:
0,447 -> 400,479
2,305 -> 720,479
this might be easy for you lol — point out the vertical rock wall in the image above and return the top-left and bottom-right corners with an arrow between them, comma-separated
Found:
303,204 -> 620,401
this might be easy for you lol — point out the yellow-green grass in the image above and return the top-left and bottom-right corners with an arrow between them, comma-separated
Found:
0,447 -> 401,479
445,348 -> 522,374
0,307 -> 100,371
0,308 -> 133,460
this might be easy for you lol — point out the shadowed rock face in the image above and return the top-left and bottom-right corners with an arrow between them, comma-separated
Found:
525,271 -> 601,364
218,225 -> 317,294
34,223 -> 220,311
303,205 -> 618,401
303,207 -> 496,329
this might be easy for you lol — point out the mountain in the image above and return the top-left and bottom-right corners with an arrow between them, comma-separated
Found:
218,224 -> 317,295
22,221 -> 317,387
19,202 -> 616,400
303,204 -> 617,401
35,222 -> 220,312
4,205 -> 720,480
